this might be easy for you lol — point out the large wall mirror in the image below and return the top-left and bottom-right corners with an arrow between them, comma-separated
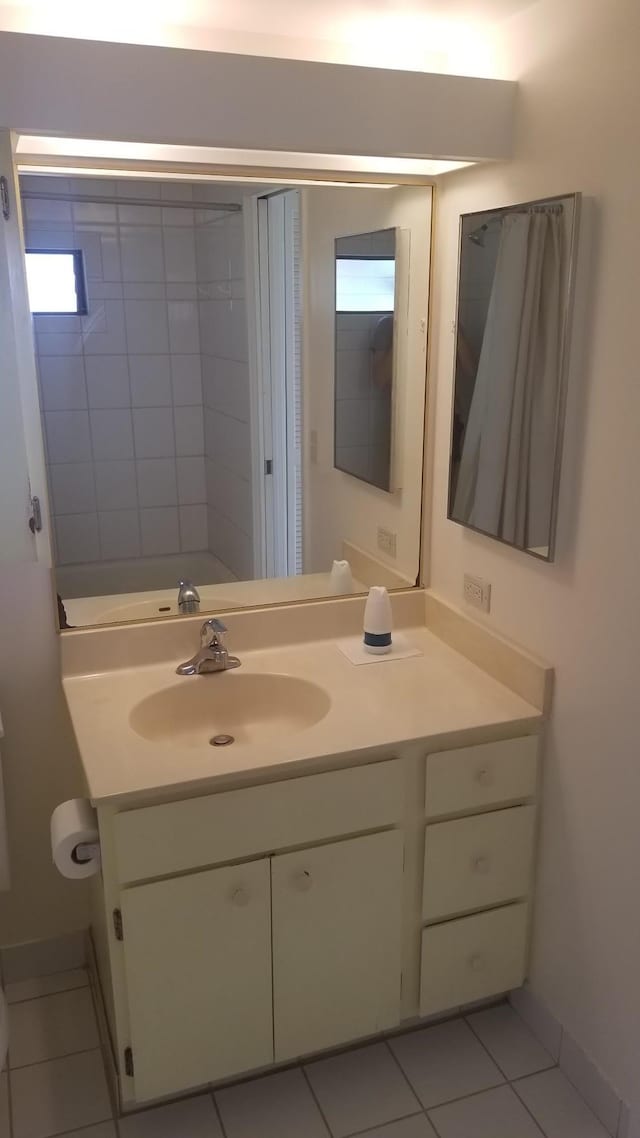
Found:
448,192 -> 581,561
334,228 -> 397,492
20,175 -> 431,629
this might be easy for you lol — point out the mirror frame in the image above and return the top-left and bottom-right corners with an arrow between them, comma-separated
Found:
447,191 -> 582,562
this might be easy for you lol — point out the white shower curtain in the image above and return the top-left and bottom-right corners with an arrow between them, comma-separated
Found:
453,209 -> 563,550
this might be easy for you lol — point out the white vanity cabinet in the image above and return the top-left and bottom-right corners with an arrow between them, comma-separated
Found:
95,734 -> 540,1108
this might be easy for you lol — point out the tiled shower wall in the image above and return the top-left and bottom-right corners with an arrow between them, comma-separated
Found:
197,208 -> 254,580
22,176 -> 242,572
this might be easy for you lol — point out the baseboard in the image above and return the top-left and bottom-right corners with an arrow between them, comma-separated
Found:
509,986 -> 630,1138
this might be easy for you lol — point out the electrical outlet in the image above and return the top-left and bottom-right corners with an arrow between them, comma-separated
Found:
463,573 -> 491,613
377,526 -> 397,558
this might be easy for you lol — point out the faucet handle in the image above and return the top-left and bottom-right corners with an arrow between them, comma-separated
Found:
200,617 -> 227,647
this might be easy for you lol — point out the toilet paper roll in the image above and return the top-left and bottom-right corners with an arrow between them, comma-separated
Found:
51,798 -> 101,880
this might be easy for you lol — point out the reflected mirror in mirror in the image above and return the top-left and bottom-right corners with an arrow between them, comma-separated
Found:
334,228 -> 396,491
21,175 -> 431,628
448,192 -> 580,561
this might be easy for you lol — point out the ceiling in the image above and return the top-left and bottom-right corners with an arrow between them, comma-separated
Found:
0,0 -> 537,76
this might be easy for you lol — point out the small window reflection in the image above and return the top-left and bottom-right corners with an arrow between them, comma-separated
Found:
336,257 -> 395,313
25,250 -> 87,315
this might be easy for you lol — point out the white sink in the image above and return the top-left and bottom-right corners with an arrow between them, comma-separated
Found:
129,672 -> 332,747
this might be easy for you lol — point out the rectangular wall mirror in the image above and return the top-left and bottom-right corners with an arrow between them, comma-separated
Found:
20,175 -> 431,629
448,192 -> 580,561
334,228 -> 397,492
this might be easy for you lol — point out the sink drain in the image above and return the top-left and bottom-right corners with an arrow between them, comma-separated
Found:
210,734 -> 235,746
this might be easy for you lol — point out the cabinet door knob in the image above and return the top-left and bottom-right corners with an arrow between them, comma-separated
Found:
472,854 -> 490,874
293,869 -> 313,892
475,767 -> 493,787
231,888 -> 250,907
468,953 -> 485,972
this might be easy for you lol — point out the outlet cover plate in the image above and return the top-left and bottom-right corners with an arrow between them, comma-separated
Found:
377,526 -> 397,558
463,573 -> 491,613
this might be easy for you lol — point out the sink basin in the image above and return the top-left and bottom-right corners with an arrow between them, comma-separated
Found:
129,672 -> 331,747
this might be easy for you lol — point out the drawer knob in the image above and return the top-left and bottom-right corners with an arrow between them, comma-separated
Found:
472,855 -> 490,874
475,767 -> 493,787
468,953 -> 485,972
231,888 -> 250,907
294,869 -> 313,892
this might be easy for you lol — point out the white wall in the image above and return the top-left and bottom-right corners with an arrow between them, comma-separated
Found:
303,186 -> 431,582
426,0 -> 640,1111
0,136 -> 89,946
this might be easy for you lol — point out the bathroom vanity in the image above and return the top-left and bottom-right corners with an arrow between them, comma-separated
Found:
62,592 -> 548,1109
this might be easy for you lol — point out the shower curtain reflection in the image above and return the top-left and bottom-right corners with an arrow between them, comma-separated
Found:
452,207 -> 563,555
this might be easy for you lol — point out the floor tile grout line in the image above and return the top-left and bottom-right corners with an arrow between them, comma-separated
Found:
209,1088 -> 229,1138
382,1037 -> 426,1113
510,1076 -> 554,1138
299,1063 -> 334,1137
5,980 -> 89,1007
339,1109 -> 429,1138
8,1043 -> 104,1074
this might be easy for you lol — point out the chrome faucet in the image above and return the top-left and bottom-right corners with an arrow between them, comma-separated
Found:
176,618 -> 241,676
177,578 -> 200,615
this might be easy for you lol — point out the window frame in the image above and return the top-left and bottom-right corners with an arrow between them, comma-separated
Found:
24,248 -> 88,317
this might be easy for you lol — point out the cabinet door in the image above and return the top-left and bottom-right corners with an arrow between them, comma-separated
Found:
120,859 -> 272,1102
272,830 -> 404,1060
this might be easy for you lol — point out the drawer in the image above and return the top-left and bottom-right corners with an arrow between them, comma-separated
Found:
420,902 -> 528,1016
425,736 -> 538,819
114,759 -> 403,884
422,805 -> 536,921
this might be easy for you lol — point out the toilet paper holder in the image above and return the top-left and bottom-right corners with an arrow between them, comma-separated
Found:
71,841 -> 101,865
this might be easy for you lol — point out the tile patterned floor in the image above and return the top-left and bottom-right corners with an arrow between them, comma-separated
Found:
0,967 -> 615,1138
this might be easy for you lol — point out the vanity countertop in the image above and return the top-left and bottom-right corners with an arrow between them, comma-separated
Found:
63,624 -> 542,807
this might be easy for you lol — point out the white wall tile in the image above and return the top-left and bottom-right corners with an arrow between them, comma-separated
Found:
98,510 -> 141,559
50,463 -> 96,515
94,461 -> 137,511
25,198 -> 72,223
175,405 -> 204,456
117,204 -> 162,225
120,226 -> 165,282
85,356 -> 130,409
205,460 -> 252,534
45,410 -> 92,463
35,331 -> 83,356
161,206 -> 195,227
195,223 -> 227,281
68,177 -> 116,197
125,299 -> 169,353
206,505 -> 254,580
133,407 -> 175,458
168,299 -> 200,353
179,504 -> 208,551
38,356 -> 87,411
129,356 -> 172,407
122,282 -> 165,300
163,228 -> 197,282
140,507 -> 180,556
25,224 -> 75,251
99,232 -> 121,281
72,201 -> 116,224
55,514 -> 100,564
177,456 -> 206,504
228,298 -> 248,361
161,182 -> 193,201
82,299 -> 127,355
227,212 -> 245,279
204,407 -> 250,478
171,355 -> 202,405
90,409 -> 134,461
166,282 -> 198,300
199,298 -> 232,357
117,180 -> 161,199
136,458 -> 178,507
203,357 -> 249,421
